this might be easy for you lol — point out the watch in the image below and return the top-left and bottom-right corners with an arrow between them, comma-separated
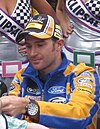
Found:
26,99 -> 40,123
26,99 -> 39,116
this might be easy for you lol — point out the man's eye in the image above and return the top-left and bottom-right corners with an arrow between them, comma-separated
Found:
37,44 -> 44,47
26,45 -> 31,48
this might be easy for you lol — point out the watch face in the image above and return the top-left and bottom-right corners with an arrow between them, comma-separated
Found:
28,102 -> 38,116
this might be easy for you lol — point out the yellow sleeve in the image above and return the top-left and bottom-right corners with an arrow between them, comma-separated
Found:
37,63 -> 99,129
8,68 -> 25,96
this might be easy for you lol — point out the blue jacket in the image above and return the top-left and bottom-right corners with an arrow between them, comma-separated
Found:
9,53 -> 100,129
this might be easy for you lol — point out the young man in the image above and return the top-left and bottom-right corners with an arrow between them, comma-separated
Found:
1,14 -> 100,129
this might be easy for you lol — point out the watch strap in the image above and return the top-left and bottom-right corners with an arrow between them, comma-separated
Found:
25,99 -> 40,123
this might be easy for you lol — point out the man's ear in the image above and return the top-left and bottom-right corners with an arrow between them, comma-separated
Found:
56,39 -> 64,51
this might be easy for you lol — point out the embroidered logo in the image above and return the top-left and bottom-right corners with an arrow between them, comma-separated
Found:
48,86 -> 66,94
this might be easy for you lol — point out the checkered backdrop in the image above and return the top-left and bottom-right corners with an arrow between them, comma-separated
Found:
12,0 -> 31,28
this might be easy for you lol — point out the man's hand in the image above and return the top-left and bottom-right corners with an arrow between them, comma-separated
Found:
18,45 -> 27,57
1,96 -> 29,117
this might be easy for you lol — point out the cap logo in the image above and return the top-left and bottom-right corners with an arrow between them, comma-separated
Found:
54,24 -> 63,39
31,16 -> 47,24
25,22 -> 42,30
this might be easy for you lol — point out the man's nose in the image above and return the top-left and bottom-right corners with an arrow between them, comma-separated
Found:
29,47 -> 38,57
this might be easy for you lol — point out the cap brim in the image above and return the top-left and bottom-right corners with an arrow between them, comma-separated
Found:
16,30 -> 52,44
16,31 -> 29,43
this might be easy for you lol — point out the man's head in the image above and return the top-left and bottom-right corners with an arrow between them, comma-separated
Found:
16,14 -> 64,76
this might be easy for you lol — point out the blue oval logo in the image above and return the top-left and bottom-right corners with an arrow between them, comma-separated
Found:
48,86 -> 66,94
48,97 -> 66,103
78,78 -> 93,83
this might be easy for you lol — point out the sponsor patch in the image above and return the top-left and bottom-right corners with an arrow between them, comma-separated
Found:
79,83 -> 93,89
78,78 -> 93,83
25,95 -> 41,101
79,72 -> 92,77
9,85 -> 15,91
12,78 -> 20,84
48,97 -> 66,103
27,87 -> 40,95
77,87 -> 92,94
48,86 -> 66,94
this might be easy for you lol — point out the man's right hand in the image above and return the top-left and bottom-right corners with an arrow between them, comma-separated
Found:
1,96 -> 30,117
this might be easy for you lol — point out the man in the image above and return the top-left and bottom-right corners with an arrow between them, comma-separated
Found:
1,14 -> 100,129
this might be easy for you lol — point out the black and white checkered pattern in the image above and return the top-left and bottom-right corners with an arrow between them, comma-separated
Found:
86,0 -> 100,18
12,0 -> 31,28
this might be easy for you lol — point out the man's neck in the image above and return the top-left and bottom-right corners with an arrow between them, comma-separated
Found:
39,55 -> 62,77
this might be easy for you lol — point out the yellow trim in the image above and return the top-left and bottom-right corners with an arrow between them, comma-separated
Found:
55,24 -> 61,30
44,16 -> 54,37
25,22 -> 42,30
31,32 -> 51,39
54,31 -> 62,39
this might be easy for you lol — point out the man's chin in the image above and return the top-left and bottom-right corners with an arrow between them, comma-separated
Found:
32,65 -> 42,71
31,62 -> 44,71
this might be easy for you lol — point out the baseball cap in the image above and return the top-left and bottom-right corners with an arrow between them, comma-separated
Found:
16,14 -> 63,45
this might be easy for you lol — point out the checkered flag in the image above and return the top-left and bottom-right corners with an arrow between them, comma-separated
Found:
12,0 -> 31,28
86,0 -> 100,18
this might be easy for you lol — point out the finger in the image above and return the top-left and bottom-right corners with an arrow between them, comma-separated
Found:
19,52 -> 27,57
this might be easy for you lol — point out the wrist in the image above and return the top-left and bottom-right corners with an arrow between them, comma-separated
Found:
25,99 -> 40,123
21,98 -> 30,114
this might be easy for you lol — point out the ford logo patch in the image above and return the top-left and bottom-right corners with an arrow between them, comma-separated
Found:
48,86 -> 66,94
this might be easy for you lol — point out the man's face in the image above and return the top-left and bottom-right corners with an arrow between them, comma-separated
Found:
25,36 -> 62,75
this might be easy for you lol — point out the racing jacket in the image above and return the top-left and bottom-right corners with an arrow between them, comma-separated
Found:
9,53 -> 100,129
